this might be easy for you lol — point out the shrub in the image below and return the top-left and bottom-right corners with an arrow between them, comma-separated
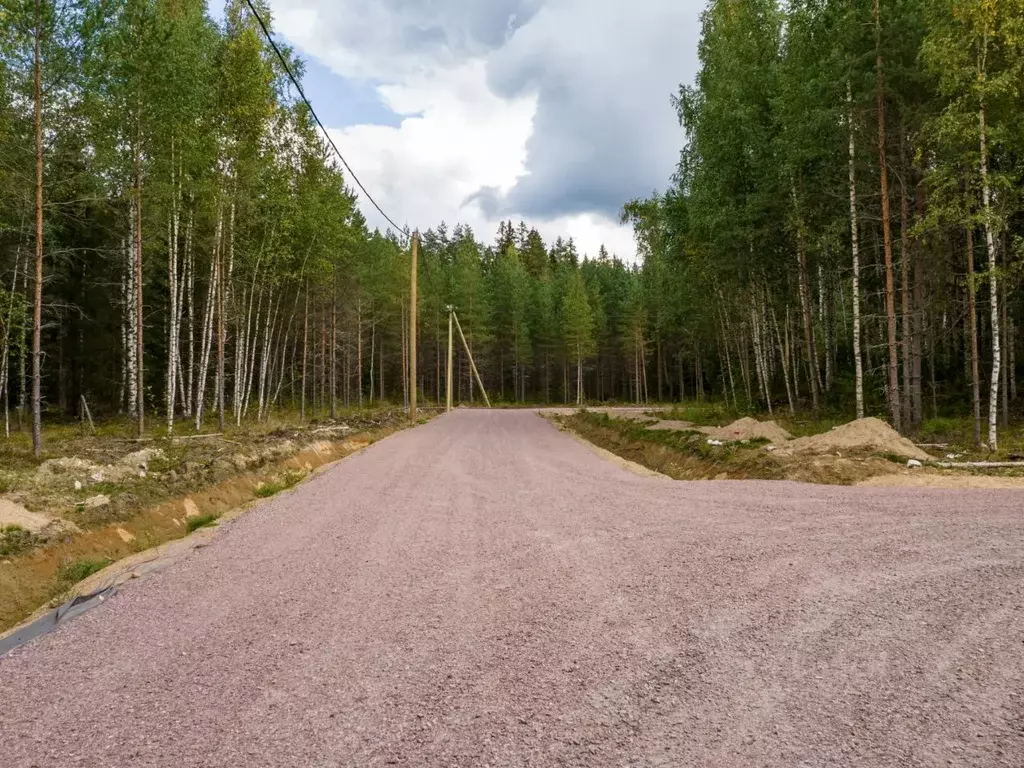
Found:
56,557 -> 111,586
186,513 -> 219,532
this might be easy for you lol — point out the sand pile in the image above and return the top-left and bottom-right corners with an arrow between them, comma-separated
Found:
699,417 -> 793,444
785,417 -> 932,461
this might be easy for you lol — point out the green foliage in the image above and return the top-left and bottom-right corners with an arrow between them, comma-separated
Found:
56,557 -> 111,587
186,513 -> 219,532
1,0 -> 1022,436
254,469 -> 304,498
0,523 -> 34,557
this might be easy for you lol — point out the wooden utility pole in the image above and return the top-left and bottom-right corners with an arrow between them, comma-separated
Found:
453,310 -> 490,408
446,306 -> 453,411
409,231 -> 418,421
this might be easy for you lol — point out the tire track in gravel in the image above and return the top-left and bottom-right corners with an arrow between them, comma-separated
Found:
1,409 -> 1023,767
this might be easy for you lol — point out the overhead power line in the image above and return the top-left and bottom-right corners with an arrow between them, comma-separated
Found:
241,0 -> 409,239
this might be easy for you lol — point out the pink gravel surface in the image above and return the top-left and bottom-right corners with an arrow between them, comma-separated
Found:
1,409 -> 1023,767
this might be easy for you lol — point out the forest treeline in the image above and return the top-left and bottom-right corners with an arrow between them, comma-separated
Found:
0,0 -> 651,456
625,0 -> 1023,449
0,0 -> 1022,454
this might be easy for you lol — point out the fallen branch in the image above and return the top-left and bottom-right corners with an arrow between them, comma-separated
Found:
311,426 -> 351,434
937,461 -> 1024,469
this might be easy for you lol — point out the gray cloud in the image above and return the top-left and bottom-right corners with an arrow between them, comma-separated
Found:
482,0 -> 700,219
275,0 -> 700,222
280,0 -> 543,79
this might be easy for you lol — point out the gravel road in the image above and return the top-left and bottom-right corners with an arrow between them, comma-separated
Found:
2,410 -> 1023,767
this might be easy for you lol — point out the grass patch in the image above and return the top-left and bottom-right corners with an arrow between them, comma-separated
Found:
880,452 -> 910,465
186,513 -> 220,532
254,469 -> 306,498
1,524 -> 36,557
55,557 -> 111,587
562,411 -> 891,485
655,400 -> 738,426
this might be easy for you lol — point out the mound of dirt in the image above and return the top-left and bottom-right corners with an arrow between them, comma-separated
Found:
786,417 -> 932,461
36,457 -> 98,477
699,417 -> 793,444
645,420 -> 696,431
120,448 -> 166,470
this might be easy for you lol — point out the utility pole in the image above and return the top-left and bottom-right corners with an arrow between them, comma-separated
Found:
453,310 -> 491,408
409,231 -> 418,422
446,305 -> 453,411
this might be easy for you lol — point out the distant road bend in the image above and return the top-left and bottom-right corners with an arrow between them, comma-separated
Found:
1,410 -> 1022,767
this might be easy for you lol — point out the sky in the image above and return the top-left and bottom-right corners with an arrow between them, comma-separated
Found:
264,0 -> 703,261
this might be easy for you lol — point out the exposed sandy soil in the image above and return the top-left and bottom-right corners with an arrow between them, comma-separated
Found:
1,410 -> 1022,767
782,416 -> 934,461
858,472 -> 1024,489
0,500 -> 52,533
699,416 -> 794,443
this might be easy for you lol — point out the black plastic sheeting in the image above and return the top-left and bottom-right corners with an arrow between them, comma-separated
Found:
0,586 -> 117,658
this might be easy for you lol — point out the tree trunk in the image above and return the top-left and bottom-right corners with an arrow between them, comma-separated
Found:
331,268 -> 337,418
1000,273 -> 1008,427
967,228 -> 982,446
576,343 -> 583,406
166,174 -> 179,435
899,141 -> 912,428
911,185 -> 924,426
216,219 -> 225,433
369,319 -> 375,404
979,99 -> 1000,450
1,252 -> 21,438
31,0 -> 44,458
874,0 -> 901,432
770,301 -> 795,416
185,211 -> 195,418
356,298 -> 363,408
301,284 -> 309,421
194,205 -> 221,430
134,139 -> 144,438
795,225 -> 819,414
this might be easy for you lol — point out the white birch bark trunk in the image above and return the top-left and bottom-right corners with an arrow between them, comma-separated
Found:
769,301 -> 795,416
1,252 -> 21,437
185,211 -> 195,418
357,299 -> 363,408
241,287 -> 263,420
124,211 -> 138,419
979,99 -> 1000,450
751,295 -> 772,415
166,165 -> 180,434
848,81 -> 865,420
194,204 -> 222,430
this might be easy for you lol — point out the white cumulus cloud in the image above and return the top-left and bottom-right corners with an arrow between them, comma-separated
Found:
269,0 -> 703,260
